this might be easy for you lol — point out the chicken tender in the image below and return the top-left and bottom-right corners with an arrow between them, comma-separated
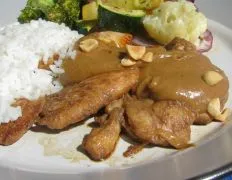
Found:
0,98 -> 44,146
124,98 -> 197,148
37,68 -> 139,129
82,108 -> 123,161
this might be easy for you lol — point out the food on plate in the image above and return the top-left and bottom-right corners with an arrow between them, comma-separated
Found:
123,97 -> 196,149
143,0 -> 207,45
59,31 -> 133,85
18,0 -> 81,29
37,68 -> 139,129
82,1 -> 98,20
79,38 -> 99,52
0,19 -> 81,144
18,0 -> 213,52
98,1 -> 146,33
0,0 -> 231,163
138,46 -> 229,124
134,0 -> 164,9
165,37 -> 196,51
82,108 -> 123,161
60,32 -> 229,125
0,99 -> 44,145
197,30 -> 214,53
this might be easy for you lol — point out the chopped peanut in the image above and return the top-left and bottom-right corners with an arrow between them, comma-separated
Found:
126,45 -> 146,60
215,108 -> 232,122
202,71 -> 223,86
207,98 -> 221,117
79,39 -> 99,52
121,58 -> 136,67
141,52 -> 153,62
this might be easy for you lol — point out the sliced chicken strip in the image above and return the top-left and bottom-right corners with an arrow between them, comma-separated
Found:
37,68 -> 139,129
82,108 -> 123,161
0,98 -> 44,146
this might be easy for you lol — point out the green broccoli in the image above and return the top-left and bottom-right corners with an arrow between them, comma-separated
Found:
18,0 -> 95,33
27,0 -> 56,11
59,0 -> 80,20
18,6 -> 45,23
18,0 -> 57,23
46,4 -> 69,24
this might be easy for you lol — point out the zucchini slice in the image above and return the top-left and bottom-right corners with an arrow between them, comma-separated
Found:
98,0 -> 146,34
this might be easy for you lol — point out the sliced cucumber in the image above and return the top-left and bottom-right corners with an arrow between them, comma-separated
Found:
98,1 -> 146,33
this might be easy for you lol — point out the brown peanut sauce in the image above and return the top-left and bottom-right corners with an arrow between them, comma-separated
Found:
60,38 -> 229,114
140,51 -> 229,113
60,42 -> 125,86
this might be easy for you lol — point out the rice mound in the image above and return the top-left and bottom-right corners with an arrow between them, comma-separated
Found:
0,19 -> 83,123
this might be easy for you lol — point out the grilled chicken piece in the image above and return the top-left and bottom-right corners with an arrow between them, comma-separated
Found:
37,68 -> 139,129
194,112 -> 213,125
82,108 -> 123,161
124,97 -> 197,148
0,98 -> 44,146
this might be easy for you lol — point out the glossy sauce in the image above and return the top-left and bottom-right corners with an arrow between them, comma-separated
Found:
60,36 -> 229,114
60,38 -> 166,86
60,43 -> 124,86
140,51 -> 229,113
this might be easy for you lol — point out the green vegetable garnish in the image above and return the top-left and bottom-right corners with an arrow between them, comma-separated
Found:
18,6 -> 45,23
18,0 -> 83,30
98,0 -> 146,34
46,3 -> 69,24
76,20 -> 97,34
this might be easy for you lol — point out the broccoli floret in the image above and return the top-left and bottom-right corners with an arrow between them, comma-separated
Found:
27,0 -> 56,12
59,0 -> 80,19
46,4 -> 69,24
57,0 -> 82,28
18,0 -> 84,29
18,6 -> 45,23
18,0 -> 56,23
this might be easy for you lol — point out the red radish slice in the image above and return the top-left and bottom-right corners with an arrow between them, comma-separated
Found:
197,30 -> 213,53
132,36 -> 156,47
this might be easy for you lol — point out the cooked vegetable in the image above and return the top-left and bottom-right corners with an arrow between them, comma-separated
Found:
46,4 -> 69,24
18,0 -> 56,23
197,30 -> 213,53
100,0 -> 163,10
102,0 -> 136,10
143,0 -> 207,45
98,1 -> 146,33
27,0 -> 56,11
82,1 -> 98,20
134,0 -> 163,9
18,0 -> 82,29
18,6 -> 45,23
59,0 -> 81,23
76,20 -> 97,34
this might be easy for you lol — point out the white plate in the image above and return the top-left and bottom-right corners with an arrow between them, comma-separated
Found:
0,1 -> 232,179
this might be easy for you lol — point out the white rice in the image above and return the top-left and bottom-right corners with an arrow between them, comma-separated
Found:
0,19 -> 83,124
